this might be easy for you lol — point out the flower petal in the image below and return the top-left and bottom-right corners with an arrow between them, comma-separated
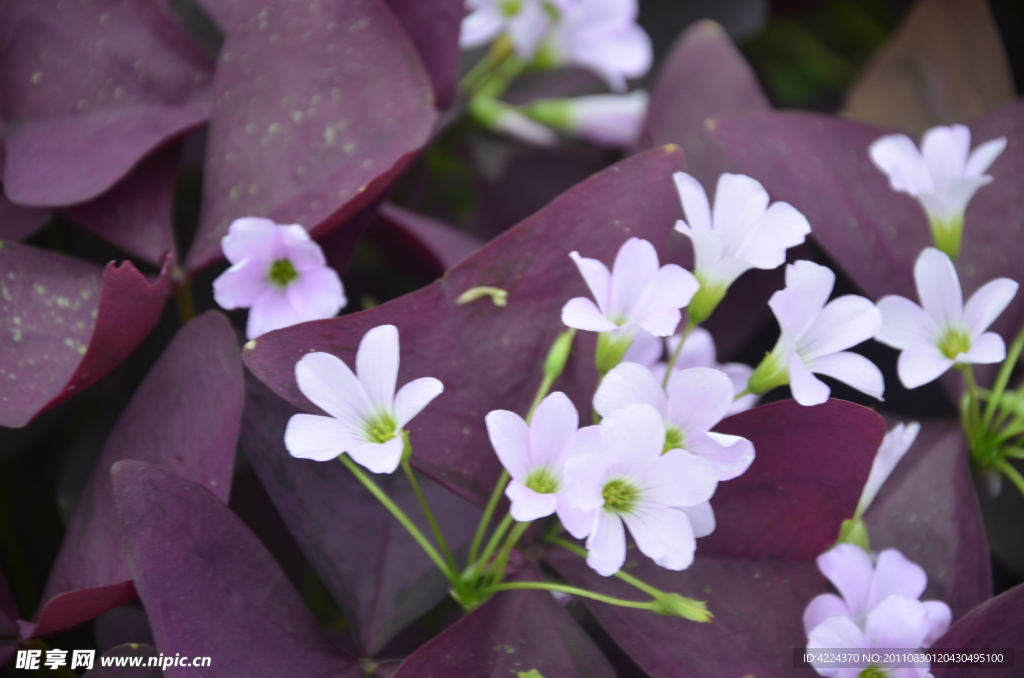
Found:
294,351 -> 371,424
809,351 -> 885,400
506,480 -> 559,521
569,251 -> 612,312
897,343 -> 954,389
867,549 -> 927,610
599,403 -> 666,464
278,224 -> 326,271
963,278 -> 1018,336
914,248 -> 964,327
800,295 -> 882,360
286,266 -> 346,322
640,448 -> 717,508
670,326 -> 716,369
789,354 -> 831,406
623,502 -> 696,571
632,264 -> 698,328
593,361 -> 666,419
221,217 -> 279,264
922,600 -> 952,648
637,309 -> 683,337
921,124 -> 971,187
213,259 -> 270,310
247,287 -> 302,339
678,501 -> 715,538
561,297 -> 618,332
803,593 -> 851,636
817,544 -> 875,620
394,377 -> 444,428
506,0 -> 550,58
556,495 -> 596,540
807,615 -> 870,652
665,366 -> 734,435
731,200 -> 811,270
673,172 -> 712,231
856,422 -> 920,518
347,437 -> 405,474
869,133 -> 931,196
622,328 -> 663,367
529,391 -> 579,468
459,7 -> 503,49
876,295 -> 937,350
485,409 -> 531,480
769,261 -> 835,339
690,432 -> 755,481
960,332 -> 1006,364
586,509 -> 626,576
356,325 -> 400,411
864,595 -> 929,649
710,173 -> 769,254
284,414 -> 362,462
676,228 -> 725,278
608,238 -> 659,322
964,137 -> 1007,177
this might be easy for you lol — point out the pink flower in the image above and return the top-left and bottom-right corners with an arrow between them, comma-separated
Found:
213,218 -> 346,339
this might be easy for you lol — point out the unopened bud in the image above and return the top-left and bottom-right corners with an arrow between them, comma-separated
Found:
544,328 -> 576,380
652,592 -> 712,622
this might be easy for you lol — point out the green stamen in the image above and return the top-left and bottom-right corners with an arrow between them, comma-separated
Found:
525,467 -> 560,494
858,667 -> 889,678
364,412 -> 398,444
938,325 -> 972,360
602,478 -> 639,514
267,259 -> 298,287
663,427 -> 685,454
499,0 -> 522,17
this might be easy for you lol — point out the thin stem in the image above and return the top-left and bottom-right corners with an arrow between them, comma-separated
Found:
402,460 -> 458,574
1001,447 -> 1024,460
487,520 -> 531,586
468,469 -> 510,566
733,387 -> 752,402
662,319 -> 697,388
985,324 -> 1024,429
995,457 -> 1024,497
339,455 -> 456,584
546,535 -> 662,598
473,513 -> 514,574
479,582 -> 658,611
960,365 -> 982,431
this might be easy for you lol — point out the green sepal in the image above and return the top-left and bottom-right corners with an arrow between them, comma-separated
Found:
595,331 -> 634,377
929,214 -> 964,261
837,517 -> 871,553
651,592 -> 712,622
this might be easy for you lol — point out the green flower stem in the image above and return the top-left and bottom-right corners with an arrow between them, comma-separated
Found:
487,520 -> 531,586
959,364 -> 982,431
546,536 -> 660,597
468,470 -> 510,567
172,267 -> 195,325
469,513 -> 515,578
402,459 -> 458,574
984,325 -> 1024,429
339,455 -> 457,584
733,387 -> 752,402
459,35 -> 513,93
995,458 -> 1024,497
1002,447 -> 1024,459
479,581 -> 660,612
662,319 -> 697,388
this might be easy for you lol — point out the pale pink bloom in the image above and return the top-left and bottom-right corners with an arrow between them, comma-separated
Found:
673,172 -> 810,312
561,237 -> 699,337
485,392 -> 593,536
804,544 -> 952,678
567,91 -> 649,148
594,363 -> 755,483
876,247 -> 1018,389
213,217 -> 345,339
869,125 -> 1006,227
564,403 -> 718,575
752,261 -> 884,406
284,325 -> 443,474
855,422 -> 920,519
546,0 -> 652,92
460,0 -> 553,59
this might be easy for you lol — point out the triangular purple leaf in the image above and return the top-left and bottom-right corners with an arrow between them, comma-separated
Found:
28,312 -> 242,637
0,0 -> 213,207
369,203 -> 483,277
243,146 -> 688,506
391,566 -> 616,678
113,460 -> 362,678
384,0 -> 464,110
931,583 -> 1023,678
241,375 -> 480,655
546,399 -> 885,678
0,194 -> 50,241
0,242 -> 171,428
185,0 -> 437,272
866,420 -> 991,618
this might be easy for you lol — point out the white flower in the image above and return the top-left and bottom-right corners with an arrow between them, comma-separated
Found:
876,248 -> 1018,389
594,363 -> 755,484
869,124 -> 1007,258
567,91 -> 649,148
564,403 -> 718,575
284,325 -> 443,474
544,0 -> 652,92
804,544 -> 952,678
561,237 -> 699,338
749,261 -> 884,406
213,217 -> 346,340
485,392 -> 593,537
460,0 -> 553,59
855,422 -> 920,519
673,172 -> 811,322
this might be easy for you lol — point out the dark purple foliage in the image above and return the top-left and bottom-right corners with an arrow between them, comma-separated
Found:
0,0 -> 213,207
391,566 -> 617,678
0,242 -> 171,428
369,203 -> 483,277
241,376 -> 481,655
83,644 -> 162,678
0,568 -> 16,667
384,0 -> 465,110
186,0 -> 438,272
25,312 -> 243,638
0,195 -> 49,241
932,583 -> 1024,678
113,460 -> 362,678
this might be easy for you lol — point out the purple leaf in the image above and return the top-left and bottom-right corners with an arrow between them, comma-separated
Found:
83,644 -> 161,678
546,399 -> 885,678
0,0 -> 213,207
185,0 -> 438,272
112,460 -> 362,678
384,0 -> 464,110
635,19 -> 770,189
391,566 -> 616,678
62,144 -> 181,268
0,242 -> 172,428
932,583 -> 1023,678
866,420 -> 991,619
243,146 -> 689,506
241,375 -> 480,655
0,194 -> 50,241
26,312 -> 243,638
369,203 -> 483,277
0,567 -> 15,647
708,100 -> 1024,346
